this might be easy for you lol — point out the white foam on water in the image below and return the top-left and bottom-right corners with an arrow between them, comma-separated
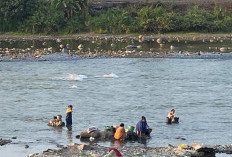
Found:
69,85 -> 77,88
67,74 -> 88,81
102,73 -> 119,78
53,73 -> 88,81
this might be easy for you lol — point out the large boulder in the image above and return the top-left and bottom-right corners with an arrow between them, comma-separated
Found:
80,129 -> 101,139
101,130 -> 114,140
192,143 -> 215,156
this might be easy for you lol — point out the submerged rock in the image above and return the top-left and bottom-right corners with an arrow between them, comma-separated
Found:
0,139 -> 12,146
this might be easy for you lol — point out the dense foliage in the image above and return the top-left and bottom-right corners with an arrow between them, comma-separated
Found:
0,0 -> 232,34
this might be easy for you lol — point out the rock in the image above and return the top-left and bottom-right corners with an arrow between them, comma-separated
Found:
80,129 -> 101,139
69,142 -> 76,147
104,150 -> 117,157
0,139 -> 12,146
56,38 -> 62,43
59,44 -> 64,49
25,144 -> 29,149
77,144 -> 92,151
156,38 -> 164,44
12,136 -> 17,139
220,47 -> 227,52
56,144 -> 64,148
78,44 -> 84,50
90,152 -> 100,157
170,45 -> 175,50
100,130 -> 114,140
28,153 -> 39,157
125,45 -> 137,51
177,143 -> 189,150
176,137 -> 186,140
192,143 -> 215,155
226,150 -> 232,154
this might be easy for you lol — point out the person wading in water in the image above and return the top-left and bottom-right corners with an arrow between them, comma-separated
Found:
66,105 -> 73,129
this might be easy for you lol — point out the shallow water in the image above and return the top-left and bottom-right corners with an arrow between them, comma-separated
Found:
1,37 -> 232,53
0,58 -> 232,157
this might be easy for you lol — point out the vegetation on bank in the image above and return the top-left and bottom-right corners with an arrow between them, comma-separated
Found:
0,0 -> 232,35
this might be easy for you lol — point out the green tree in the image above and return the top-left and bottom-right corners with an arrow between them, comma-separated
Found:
0,0 -> 37,31
138,6 -> 156,32
21,4 -> 65,34
88,9 -> 136,34
52,0 -> 88,19
181,6 -> 213,32
156,12 -> 177,33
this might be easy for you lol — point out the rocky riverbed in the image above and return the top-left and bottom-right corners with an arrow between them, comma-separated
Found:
1,33 -> 232,62
28,142 -> 232,157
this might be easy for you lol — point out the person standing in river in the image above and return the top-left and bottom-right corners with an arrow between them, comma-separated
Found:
66,105 -> 73,127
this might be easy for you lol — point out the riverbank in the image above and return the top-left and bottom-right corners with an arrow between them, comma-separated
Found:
28,142 -> 232,157
0,33 -> 232,41
1,33 -> 232,62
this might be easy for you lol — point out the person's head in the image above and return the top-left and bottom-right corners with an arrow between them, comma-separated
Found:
68,105 -> 73,108
120,123 -> 124,127
57,115 -> 62,120
53,116 -> 57,119
171,109 -> 175,113
142,116 -> 146,121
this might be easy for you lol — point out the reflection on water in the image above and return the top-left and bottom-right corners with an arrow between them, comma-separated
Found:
66,129 -> 73,144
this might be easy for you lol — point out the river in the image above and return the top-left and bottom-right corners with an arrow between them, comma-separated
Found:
0,58 -> 232,157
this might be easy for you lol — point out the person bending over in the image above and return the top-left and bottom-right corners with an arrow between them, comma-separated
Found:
136,116 -> 150,135
114,123 -> 127,141
168,109 -> 176,122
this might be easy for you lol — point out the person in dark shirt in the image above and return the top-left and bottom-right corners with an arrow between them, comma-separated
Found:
66,105 -> 73,127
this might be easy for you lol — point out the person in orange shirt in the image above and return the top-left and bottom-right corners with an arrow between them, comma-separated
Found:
114,123 -> 127,140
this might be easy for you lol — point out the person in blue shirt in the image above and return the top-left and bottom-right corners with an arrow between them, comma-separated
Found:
136,116 -> 150,136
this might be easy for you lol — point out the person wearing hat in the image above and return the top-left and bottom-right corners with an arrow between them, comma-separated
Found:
66,105 -> 73,127
114,123 -> 126,140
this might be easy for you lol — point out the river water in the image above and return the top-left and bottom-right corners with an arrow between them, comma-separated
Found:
0,58 -> 232,157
